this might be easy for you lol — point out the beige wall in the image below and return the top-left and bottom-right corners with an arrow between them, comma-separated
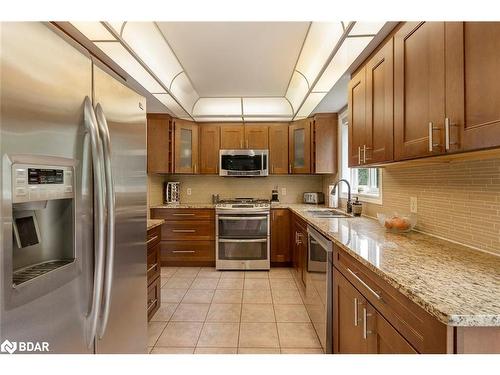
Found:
148,174 -> 323,205
324,157 -> 500,256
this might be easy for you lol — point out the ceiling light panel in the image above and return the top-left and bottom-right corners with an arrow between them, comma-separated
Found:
296,92 -> 327,118
71,22 -> 116,41
295,22 -> 344,85
313,36 -> 373,93
349,22 -> 386,36
194,116 -> 243,122
285,71 -> 310,113
121,22 -> 183,89
242,97 -> 292,116
153,93 -> 189,118
106,22 -> 125,35
170,72 -> 199,113
193,98 -> 242,116
95,42 -> 165,93
243,116 -> 292,122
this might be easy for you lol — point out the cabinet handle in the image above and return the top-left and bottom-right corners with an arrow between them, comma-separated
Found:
358,146 -> 361,164
289,163 -> 292,174
147,263 -> 158,273
172,250 -> 195,254
246,140 -> 249,148
346,268 -> 382,301
147,298 -> 158,311
240,139 -> 243,148
445,117 -> 458,151
194,163 -> 197,173
146,235 -> 159,245
172,213 -> 195,216
363,145 -> 372,163
428,122 -> 441,152
354,297 -> 359,326
272,165 -> 274,174
172,229 -> 196,233
362,307 -> 373,339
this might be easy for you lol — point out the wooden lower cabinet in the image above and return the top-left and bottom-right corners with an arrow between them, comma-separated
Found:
150,209 -> 216,267
270,209 -> 291,264
147,225 -> 161,321
291,212 -> 308,287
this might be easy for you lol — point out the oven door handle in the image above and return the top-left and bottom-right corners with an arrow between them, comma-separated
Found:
218,216 -> 268,221
218,238 -> 267,243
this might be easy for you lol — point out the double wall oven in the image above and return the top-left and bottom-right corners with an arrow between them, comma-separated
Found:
215,199 -> 270,270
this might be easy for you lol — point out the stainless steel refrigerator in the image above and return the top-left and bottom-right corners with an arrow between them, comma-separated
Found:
0,22 -> 147,353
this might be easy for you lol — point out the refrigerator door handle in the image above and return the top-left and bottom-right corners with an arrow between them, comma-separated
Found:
95,103 -> 116,339
83,96 -> 107,348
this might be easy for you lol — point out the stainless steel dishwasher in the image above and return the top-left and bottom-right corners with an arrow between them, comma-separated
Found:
305,225 -> 333,353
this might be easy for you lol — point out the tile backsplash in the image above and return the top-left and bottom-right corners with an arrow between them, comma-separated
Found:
324,157 -> 500,256
148,174 -> 323,205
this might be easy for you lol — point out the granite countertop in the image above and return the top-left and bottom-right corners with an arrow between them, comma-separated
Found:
149,202 -> 500,326
284,204 -> 500,327
147,219 -> 165,231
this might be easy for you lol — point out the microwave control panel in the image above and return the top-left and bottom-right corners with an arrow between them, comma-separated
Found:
12,163 -> 74,203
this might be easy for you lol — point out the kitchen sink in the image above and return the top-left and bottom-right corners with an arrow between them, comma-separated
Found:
304,209 -> 353,218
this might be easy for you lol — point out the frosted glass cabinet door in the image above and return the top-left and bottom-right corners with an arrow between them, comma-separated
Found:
289,119 -> 311,174
174,119 -> 199,173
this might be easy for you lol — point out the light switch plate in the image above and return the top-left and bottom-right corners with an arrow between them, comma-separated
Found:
281,187 -> 287,196
187,188 -> 192,196
410,197 -> 417,213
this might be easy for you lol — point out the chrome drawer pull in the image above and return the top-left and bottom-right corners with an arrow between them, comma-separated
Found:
147,263 -> 158,273
346,268 -> 382,301
146,235 -> 159,245
362,307 -> 373,340
172,213 -> 195,216
172,229 -> 196,233
172,250 -> 195,254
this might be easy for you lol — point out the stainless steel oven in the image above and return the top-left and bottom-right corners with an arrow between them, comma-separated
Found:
305,225 -> 333,353
219,149 -> 268,176
215,199 -> 270,270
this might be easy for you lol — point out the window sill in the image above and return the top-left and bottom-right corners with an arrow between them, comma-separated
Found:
340,192 -> 383,205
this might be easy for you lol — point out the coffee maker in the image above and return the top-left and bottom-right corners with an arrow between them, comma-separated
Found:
164,181 -> 180,204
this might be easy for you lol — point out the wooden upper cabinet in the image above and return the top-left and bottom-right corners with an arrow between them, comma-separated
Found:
147,113 -> 172,173
348,69 -> 366,167
244,124 -> 269,149
365,39 -> 394,164
199,124 -> 220,174
313,113 -> 337,174
446,22 -> 500,152
394,22 -> 446,161
268,124 -> 289,174
289,119 -> 311,174
220,124 -> 244,149
173,119 -> 199,174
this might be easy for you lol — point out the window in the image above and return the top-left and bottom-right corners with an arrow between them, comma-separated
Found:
338,109 -> 382,204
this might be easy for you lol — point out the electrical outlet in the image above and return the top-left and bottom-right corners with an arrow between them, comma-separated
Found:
410,197 -> 417,213
187,188 -> 192,196
281,187 -> 287,196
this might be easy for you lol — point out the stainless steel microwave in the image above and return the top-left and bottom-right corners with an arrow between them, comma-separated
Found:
219,149 -> 268,177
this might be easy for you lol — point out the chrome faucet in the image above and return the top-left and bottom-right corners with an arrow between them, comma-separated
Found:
330,179 -> 353,214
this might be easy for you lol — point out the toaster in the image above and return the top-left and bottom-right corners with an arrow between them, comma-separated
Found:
303,192 -> 325,204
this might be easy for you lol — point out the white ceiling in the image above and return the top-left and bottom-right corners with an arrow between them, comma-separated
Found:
156,22 -> 310,97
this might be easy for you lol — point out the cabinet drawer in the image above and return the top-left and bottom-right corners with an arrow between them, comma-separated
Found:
151,208 -> 214,221
147,225 -> 161,249
147,276 -> 161,321
147,243 -> 161,284
333,246 -> 447,353
161,221 -> 215,240
161,241 -> 215,262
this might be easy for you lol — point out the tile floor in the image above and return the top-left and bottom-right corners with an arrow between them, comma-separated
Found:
148,267 -> 324,354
